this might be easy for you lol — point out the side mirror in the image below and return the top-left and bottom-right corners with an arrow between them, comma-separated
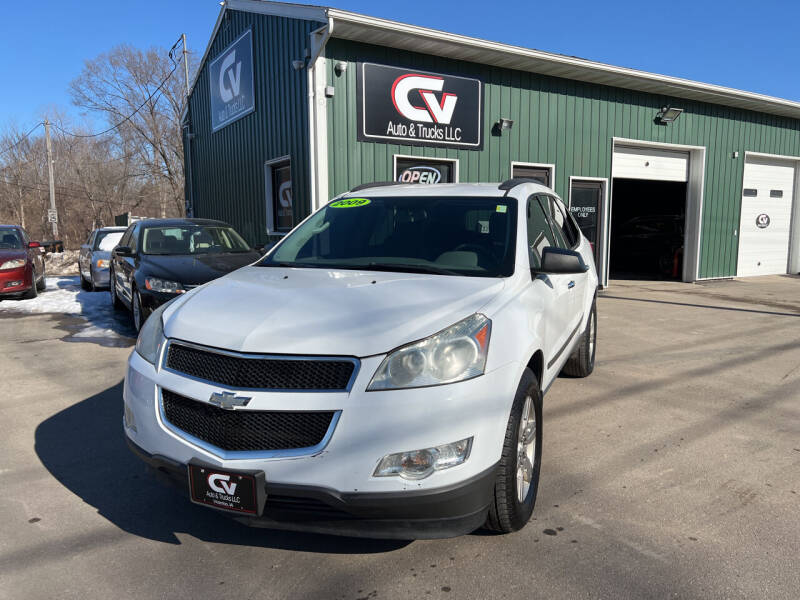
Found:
539,247 -> 589,275
114,246 -> 133,257
255,243 -> 275,256
28,241 -> 41,248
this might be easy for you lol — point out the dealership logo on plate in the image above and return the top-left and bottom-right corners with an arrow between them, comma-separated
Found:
756,213 -> 770,228
207,473 -> 238,495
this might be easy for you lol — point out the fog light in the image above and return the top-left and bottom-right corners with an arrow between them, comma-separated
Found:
8,280 -> 23,287
124,402 -> 137,432
373,437 -> 473,480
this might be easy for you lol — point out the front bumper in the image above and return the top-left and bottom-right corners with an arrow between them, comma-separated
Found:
0,266 -> 31,295
91,267 -> 111,287
127,436 -> 496,538
123,346 -> 520,538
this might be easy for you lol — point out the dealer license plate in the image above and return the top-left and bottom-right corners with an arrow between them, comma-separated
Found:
188,465 -> 259,515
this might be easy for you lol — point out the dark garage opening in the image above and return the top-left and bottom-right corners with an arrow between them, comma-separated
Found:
610,178 -> 687,280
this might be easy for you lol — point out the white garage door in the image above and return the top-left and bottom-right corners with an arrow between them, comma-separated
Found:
736,156 -> 796,277
612,145 -> 689,182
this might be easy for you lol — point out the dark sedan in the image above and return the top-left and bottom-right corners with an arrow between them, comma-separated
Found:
0,225 -> 46,299
109,218 -> 261,330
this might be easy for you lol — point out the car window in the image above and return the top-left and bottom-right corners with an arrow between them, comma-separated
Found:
130,224 -> 142,254
537,195 -> 568,249
95,231 -> 124,251
118,226 -> 133,249
141,225 -> 251,255
262,196 -> 517,278
86,232 -> 95,246
0,227 -> 23,250
548,196 -> 579,248
526,196 -> 557,270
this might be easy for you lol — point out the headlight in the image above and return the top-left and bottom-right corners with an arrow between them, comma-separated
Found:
145,277 -> 184,294
367,314 -> 491,391
96,259 -> 110,269
135,302 -> 169,364
0,259 -> 25,270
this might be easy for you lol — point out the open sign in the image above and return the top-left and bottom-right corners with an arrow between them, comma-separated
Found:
398,166 -> 442,184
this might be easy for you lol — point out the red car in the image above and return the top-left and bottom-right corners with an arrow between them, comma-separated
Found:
0,225 -> 46,299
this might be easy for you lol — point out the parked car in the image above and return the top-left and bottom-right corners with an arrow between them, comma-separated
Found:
0,224 -> 46,299
124,181 -> 599,539
110,218 -> 261,331
79,226 -> 127,291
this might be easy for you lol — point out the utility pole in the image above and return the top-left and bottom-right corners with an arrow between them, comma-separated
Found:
43,118 -> 58,238
182,34 -> 190,101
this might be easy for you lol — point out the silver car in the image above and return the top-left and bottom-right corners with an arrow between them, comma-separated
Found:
79,227 -> 127,291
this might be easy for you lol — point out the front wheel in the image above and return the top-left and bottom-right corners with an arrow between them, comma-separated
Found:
132,288 -> 144,332
36,266 -> 46,291
484,368 -> 543,533
563,298 -> 597,378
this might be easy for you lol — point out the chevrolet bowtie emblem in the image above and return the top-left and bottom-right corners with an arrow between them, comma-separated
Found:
208,391 -> 251,410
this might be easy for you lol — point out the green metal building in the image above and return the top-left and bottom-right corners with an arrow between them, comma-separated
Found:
183,0 -> 800,285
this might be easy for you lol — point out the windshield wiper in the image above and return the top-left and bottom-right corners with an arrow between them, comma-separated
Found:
364,262 -> 459,276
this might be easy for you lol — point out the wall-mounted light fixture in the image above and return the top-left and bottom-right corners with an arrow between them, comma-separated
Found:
334,61 -> 348,76
492,118 -> 514,136
292,59 -> 306,71
656,105 -> 683,124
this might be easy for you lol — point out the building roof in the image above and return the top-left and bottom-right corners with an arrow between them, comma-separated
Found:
192,0 -> 800,121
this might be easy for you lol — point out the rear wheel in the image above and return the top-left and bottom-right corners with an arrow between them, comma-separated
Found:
563,298 -> 597,378
484,368 -> 543,533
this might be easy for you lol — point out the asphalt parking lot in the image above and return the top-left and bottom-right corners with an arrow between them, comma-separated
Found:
1,275 -> 798,600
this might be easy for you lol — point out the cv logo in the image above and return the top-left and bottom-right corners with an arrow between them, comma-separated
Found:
207,473 -> 238,495
209,391 -> 251,410
218,49 -> 242,102
391,74 -> 458,124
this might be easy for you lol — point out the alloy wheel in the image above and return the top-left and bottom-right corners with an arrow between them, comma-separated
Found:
516,394 -> 537,503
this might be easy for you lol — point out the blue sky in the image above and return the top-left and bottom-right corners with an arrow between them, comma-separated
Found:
1,0 -> 798,132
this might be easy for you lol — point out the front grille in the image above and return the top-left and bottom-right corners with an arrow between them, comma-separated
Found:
165,342 -> 356,391
161,389 -> 335,452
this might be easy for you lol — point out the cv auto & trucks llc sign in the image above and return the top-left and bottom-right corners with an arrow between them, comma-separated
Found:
209,29 -> 255,132
357,63 -> 483,150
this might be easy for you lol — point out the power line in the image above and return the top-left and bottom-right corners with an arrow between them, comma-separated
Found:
51,60 -> 178,139
0,122 -> 44,158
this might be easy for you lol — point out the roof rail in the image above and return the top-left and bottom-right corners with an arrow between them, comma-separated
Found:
348,181 -> 405,193
498,177 -> 545,191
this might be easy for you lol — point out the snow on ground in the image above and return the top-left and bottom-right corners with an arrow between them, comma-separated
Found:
0,276 -> 136,342
45,250 -> 79,275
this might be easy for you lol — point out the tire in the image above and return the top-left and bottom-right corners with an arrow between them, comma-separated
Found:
132,287 -> 143,332
88,266 -> 97,292
563,298 -> 597,378
80,270 -> 91,291
36,266 -> 46,291
110,269 -> 123,310
485,367 -> 543,533
23,269 -> 39,299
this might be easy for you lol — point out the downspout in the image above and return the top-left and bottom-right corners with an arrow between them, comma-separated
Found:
307,16 -> 334,212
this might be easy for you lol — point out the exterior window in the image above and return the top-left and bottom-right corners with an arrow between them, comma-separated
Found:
512,163 -> 553,188
266,158 -> 293,235
527,196 -> 558,269
770,189 -> 783,198
394,155 -> 458,184
743,188 -> 757,197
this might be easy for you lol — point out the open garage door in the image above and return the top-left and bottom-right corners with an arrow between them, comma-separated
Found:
610,145 -> 690,281
736,155 -> 797,277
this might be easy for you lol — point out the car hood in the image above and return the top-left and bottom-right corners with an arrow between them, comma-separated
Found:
164,266 -> 505,357
0,249 -> 27,264
140,252 -> 260,286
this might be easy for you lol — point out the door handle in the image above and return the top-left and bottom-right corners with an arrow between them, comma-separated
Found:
567,280 -> 575,289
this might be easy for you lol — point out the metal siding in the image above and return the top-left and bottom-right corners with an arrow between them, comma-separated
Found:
186,10 -> 323,245
324,38 -> 800,278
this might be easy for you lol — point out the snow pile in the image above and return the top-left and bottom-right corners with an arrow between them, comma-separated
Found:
0,276 -> 136,341
45,250 -> 80,275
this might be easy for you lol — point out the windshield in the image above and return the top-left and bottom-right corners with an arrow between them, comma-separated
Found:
94,230 -> 124,251
260,196 -> 517,277
0,228 -> 23,250
142,225 -> 251,255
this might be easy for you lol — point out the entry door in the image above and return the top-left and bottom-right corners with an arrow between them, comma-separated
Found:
736,156 -> 796,277
569,179 -> 605,273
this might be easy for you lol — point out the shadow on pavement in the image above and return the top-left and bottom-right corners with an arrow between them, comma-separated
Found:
34,380 -> 408,554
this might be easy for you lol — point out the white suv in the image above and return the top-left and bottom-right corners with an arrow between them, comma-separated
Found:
124,180 -> 598,539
